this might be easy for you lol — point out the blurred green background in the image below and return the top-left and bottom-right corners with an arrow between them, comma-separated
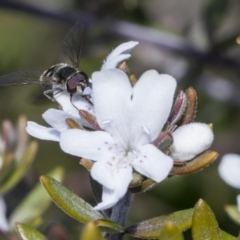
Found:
1,0 -> 240,239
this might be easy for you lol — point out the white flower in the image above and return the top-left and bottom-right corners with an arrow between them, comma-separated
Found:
170,123 -> 214,161
26,41 -> 215,210
26,41 -> 138,141
60,69 -> 176,210
218,154 -> 240,189
218,154 -> 240,211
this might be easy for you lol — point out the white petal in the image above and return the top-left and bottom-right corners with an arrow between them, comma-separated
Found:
218,154 -> 240,189
54,90 -> 78,116
94,187 -> 117,210
92,69 -> 132,144
42,109 -> 73,132
94,165 -> 132,210
132,144 -> 173,182
60,129 -> 116,161
42,109 -> 87,132
102,54 -> 131,70
54,90 -> 94,118
131,71 -> 176,145
26,121 -> 60,141
91,159 -> 115,190
170,123 -> 214,161
0,197 -> 9,232
101,41 -> 139,70
237,195 -> 240,212
72,93 -> 94,114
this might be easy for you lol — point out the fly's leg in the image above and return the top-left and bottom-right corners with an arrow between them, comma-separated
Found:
83,95 -> 93,105
70,94 -> 93,112
70,93 -> 79,111
53,88 -> 65,110
44,88 -> 64,110
43,89 -> 55,102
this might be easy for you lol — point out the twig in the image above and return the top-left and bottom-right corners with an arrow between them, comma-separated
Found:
1,1 -> 240,73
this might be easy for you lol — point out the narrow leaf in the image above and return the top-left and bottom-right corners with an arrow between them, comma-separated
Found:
0,141 -> 38,194
158,222 -> 184,240
94,219 -> 124,233
0,153 -> 14,184
40,175 -> 103,223
225,205 -> 240,225
9,166 -> 64,230
220,230 -> 237,240
125,209 -> 193,239
16,223 -> 46,240
192,199 -> 221,240
80,222 -> 104,240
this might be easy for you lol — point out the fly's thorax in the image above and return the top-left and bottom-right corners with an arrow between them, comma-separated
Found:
40,63 -> 78,88
56,64 -> 78,84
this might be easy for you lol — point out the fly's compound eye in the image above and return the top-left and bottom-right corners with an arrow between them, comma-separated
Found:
77,72 -> 89,89
66,72 -> 89,94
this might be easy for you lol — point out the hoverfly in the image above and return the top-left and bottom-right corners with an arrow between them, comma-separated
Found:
0,22 -> 92,105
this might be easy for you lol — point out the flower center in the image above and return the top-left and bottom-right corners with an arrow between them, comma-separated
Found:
101,140 -> 138,169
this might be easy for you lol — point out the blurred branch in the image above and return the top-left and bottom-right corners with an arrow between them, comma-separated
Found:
106,20 -> 240,73
1,0 -> 240,74
0,0 -> 98,25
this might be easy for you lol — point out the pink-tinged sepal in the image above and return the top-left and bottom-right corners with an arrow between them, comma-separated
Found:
167,90 -> 187,128
179,87 -> 197,125
171,150 -> 218,175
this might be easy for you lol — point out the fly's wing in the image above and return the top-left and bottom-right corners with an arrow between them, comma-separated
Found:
0,71 -> 42,86
61,22 -> 85,68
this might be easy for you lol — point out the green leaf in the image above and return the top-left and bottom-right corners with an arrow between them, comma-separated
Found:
125,208 -> 193,239
40,175 -> 103,223
16,222 -> 46,240
94,219 -> 124,233
192,199 -> 221,240
9,166 -> 64,230
225,205 -> 240,225
0,141 -> 38,194
220,230 -> 237,240
158,222 -> 184,240
80,222 -> 104,240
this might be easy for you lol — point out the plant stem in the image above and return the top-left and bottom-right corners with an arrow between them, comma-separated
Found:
105,191 -> 133,240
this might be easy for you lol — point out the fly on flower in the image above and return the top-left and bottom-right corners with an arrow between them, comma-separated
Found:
0,22 -> 92,105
